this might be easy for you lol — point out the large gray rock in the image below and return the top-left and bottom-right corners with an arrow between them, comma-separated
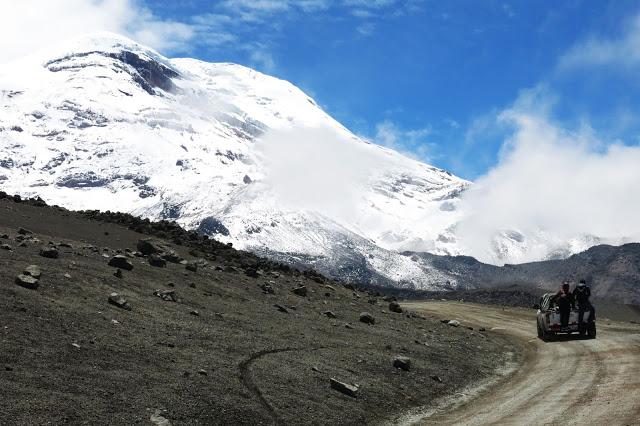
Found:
108,255 -> 133,271
23,265 -> 42,279
329,378 -> 359,398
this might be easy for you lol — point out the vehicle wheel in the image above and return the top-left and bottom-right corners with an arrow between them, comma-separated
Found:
537,321 -> 543,339
587,323 -> 596,339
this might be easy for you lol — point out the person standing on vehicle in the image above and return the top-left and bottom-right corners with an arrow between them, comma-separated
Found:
574,279 -> 596,326
555,281 -> 575,329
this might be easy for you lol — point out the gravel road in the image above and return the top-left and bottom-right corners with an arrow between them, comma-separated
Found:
401,301 -> 640,426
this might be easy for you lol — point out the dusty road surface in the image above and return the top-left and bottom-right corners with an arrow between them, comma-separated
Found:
400,301 -> 640,426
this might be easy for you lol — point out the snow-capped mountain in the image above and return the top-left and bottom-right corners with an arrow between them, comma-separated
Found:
0,33 -> 471,289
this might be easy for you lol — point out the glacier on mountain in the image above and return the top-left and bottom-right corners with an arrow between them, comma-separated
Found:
0,32 -> 605,287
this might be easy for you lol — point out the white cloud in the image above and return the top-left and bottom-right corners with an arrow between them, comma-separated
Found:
374,120 -> 433,161
255,126 -> 386,220
0,0 -> 195,63
457,91 -> 640,264
559,14 -> 640,69
356,23 -> 377,36
249,50 -> 277,73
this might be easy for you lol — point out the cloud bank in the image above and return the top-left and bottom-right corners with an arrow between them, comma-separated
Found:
0,0 -> 194,64
255,126 -> 386,221
456,90 -> 640,264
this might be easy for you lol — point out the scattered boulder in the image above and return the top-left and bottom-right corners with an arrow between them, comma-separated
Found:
23,265 -> 42,279
190,310 -> 200,316
149,254 -> 167,267
322,310 -> 337,319
389,301 -> 403,313
108,255 -> 133,271
114,268 -> 123,279
161,250 -> 182,263
431,375 -> 443,383
15,274 -> 39,290
39,246 -> 59,259
1,243 -> 11,250
150,410 -> 172,426
260,283 -> 275,294
108,292 -> 131,310
292,286 -> 308,297
154,289 -> 178,302
447,320 -> 460,327
136,238 -> 164,255
359,312 -> 375,325
329,378 -> 359,398
393,356 -> 411,371
245,268 -> 262,278
185,261 -> 198,272
17,227 -> 32,235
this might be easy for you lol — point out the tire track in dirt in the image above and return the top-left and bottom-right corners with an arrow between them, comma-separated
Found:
238,346 -> 331,425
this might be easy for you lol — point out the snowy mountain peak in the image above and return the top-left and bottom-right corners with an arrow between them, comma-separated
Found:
1,33 -> 471,289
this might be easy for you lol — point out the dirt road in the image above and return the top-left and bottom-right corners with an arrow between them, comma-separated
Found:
400,301 -> 640,426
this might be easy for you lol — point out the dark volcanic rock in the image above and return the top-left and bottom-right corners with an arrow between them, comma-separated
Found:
149,254 -> 167,267
197,217 -> 229,236
108,255 -> 133,271
292,286 -> 308,297
1,243 -> 11,250
108,292 -> 131,310
185,261 -> 198,272
161,250 -> 182,263
359,312 -> 375,325
389,301 -> 403,313
393,356 -> 411,371
154,289 -> 178,302
39,247 -> 59,259
329,378 -> 359,398
137,239 -> 164,255
15,274 -> 39,290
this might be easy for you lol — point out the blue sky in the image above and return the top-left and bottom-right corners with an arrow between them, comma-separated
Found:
142,0 -> 640,179
5,0 -> 640,180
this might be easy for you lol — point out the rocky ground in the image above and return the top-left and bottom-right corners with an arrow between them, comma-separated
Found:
0,193 -> 519,426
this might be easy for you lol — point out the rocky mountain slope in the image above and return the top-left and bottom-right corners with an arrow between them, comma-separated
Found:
0,193 -> 518,425
403,243 -> 640,305
0,32 -> 473,290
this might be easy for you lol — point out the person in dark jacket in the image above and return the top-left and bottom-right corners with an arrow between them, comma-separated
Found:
574,279 -> 596,327
554,281 -> 575,329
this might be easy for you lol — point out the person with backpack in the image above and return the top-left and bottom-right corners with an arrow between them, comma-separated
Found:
554,281 -> 575,330
574,279 -> 596,329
